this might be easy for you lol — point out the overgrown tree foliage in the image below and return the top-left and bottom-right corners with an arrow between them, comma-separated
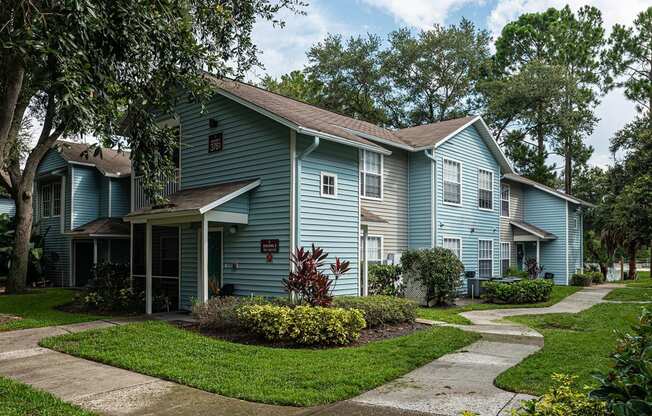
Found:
0,0 -> 303,292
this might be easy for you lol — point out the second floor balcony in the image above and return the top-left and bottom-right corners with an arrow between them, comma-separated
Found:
132,169 -> 180,211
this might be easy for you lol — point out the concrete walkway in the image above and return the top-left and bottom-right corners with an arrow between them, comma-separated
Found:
352,285 -> 617,416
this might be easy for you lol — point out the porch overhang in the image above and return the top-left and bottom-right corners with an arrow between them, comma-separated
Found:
66,217 -> 130,238
124,179 -> 260,224
510,220 -> 557,241
361,207 -> 387,225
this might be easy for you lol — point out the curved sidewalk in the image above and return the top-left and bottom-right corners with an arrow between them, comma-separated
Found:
352,285 -> 616,416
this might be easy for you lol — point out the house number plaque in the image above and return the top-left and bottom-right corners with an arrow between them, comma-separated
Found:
208,133 -> 223,153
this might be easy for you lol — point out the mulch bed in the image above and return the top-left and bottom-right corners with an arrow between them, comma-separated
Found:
173,321 -> 430,349
0,314 -> 21,325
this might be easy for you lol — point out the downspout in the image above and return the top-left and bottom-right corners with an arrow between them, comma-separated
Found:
424,149 -> 436,248
295,136 -> 320,247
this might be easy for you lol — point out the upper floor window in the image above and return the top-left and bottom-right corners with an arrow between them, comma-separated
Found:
443,158 -> 461,205
360,150 -> 382,199
41,184 -> 52,218
478,168 -> 493,210
52,182 -> 61,217
501,184 -> 510,217
320,172 -> 337,198
478,239 -> 493,278
443,237 -> 462,260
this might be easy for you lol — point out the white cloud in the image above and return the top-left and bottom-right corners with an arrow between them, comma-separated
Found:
358,0 -> 484,29
249,3 -> 354,81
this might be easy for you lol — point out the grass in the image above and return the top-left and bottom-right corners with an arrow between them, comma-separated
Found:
41,321 -> 480,406
604,287 -> 652,301
495,302 -> 643,395
0,289 -> 106,331
613,271 -> 651,287
416,285 -> 582,325
0,376 -> 95,416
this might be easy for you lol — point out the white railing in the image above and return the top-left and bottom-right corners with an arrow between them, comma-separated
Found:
133,169 -> 180,210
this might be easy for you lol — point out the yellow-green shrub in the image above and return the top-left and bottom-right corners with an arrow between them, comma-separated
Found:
512,374 -> 606,415
237,304 -> 365,345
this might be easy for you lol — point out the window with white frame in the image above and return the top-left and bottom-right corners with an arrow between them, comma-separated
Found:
52,182 -> 61,217
478,239 -> 493,278
320,172 -> 337,198
443,237 -> 461,259
360,235 -> 383,264
41,184 -> 52,218
501,184 -> 510,217
360,150 -> 382,199
478,169 -> 493,210
501,242 -> 510,275
443,158 -> 461,204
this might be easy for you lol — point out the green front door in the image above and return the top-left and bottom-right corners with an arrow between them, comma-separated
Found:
208,230 -> 222,297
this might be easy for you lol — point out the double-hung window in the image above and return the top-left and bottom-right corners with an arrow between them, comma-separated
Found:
443,158 -> 461,205
478,169 -> 493,210
443,237 -> 462,260
360,150 -> 382,199
52,182 -> 61,217
501,242 -> 510,275
360,235 -> 383,264
478,239 -> 493,278
320,172 -> 337,198
501,184 -> 510,217
41,184 -> 52,218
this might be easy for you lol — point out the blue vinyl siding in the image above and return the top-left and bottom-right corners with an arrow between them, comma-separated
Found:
408,151 -> 433,248
37,179 -> 70,286
568,203 -> 583,276
99,177 -> 110,217
177,94 -> 291,296
298,137 -> 359,295
435,126 -> 501,285
37,149 -> 67,174
110,178 -> 131,217
180,226 -> 198,310
216,192 -> 249,215
71,166 -> 100,228
0,197 -> 15,217
524,188 -> 568,284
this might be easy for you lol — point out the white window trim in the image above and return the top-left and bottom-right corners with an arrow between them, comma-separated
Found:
360,150 -> 383,201
52,181 -> 62,217
320,171 -> 338,199
365,234 -> 384,262
478,238 -> 494,278
501,242 -> 511,271
477,168 -> 494,212
442,157 -> 463,207
442,236 -> 463,261
41,183 -> 52,218
501,183 -> 510,218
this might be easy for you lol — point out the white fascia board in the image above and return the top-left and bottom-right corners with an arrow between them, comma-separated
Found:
339,127 -> 413,152
510,222 -> 546,239
198,179 -> 261,214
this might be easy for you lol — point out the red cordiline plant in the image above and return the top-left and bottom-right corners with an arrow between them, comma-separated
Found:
283,245 -> 351,307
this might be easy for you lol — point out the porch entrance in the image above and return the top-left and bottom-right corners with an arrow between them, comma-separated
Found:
208,230 -> 223,297
74,240 -> 94,287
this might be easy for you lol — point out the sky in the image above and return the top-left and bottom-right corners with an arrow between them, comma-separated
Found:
250,0 -> 651,168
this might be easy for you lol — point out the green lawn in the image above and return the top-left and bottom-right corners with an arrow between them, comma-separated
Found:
0,376 -> 95,416
0,289 -> 106,331
417,286 -> 582,325
41,321 -> 479,406
604,287 -> 652,301
613,271 -> 651,287
495,303 -> 642,395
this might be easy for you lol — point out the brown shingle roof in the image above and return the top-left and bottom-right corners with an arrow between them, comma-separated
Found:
510,220 -> 557,240
395,116 -> 477,148
68,218 -> 130,237
127,179 -> 259,217
56,141 -> 131,177
361,207 -> 387,223
502,173 -> 594,207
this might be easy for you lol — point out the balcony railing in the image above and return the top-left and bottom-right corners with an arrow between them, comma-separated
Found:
133,169 -> 180,211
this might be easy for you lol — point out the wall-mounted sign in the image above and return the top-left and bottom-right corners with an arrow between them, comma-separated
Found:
260,239 -> 279,253
208,133 -> 223,153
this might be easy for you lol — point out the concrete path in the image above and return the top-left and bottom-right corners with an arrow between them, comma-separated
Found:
352,285 -> 616,416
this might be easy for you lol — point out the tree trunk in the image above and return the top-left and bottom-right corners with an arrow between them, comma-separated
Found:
6,185 -> 34,293
564,141 -> 572,195
627,241 -> 637,280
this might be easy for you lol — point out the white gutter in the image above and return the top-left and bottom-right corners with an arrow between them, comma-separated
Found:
424,149 -> 437,248
296,137 -> 320,246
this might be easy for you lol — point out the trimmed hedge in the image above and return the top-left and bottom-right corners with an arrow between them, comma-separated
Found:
237,304 -> 366,345
193,296 -> 267,330
571,273 -> 594,287
333,296 -> 416,328
483,279 -> 553,304
368,264 -> 404,296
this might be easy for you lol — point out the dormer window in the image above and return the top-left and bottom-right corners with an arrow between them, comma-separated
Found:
360,150 -> 382,199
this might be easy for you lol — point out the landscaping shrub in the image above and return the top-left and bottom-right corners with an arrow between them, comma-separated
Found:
368,264 -> 404,297
237,304 -> 365,345
283,245 -> 350,307
333,296 -> 416,328
570,273 -> 593,287
513,374 -> 606,416
590,308 -> 652,416
81,262 -> 143,312
482,279 -> 553,304
192,296 -> 268,330
401,247 -> 464,306
589,271 -> 605,284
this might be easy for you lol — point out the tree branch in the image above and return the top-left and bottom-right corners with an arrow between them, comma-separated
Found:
0,57 -> 25,153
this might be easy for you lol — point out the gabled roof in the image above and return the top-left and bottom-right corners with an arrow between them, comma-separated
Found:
396,116 -> 477,147
126,179 -> 260,219
510,220 -> 557,240
502,173 -> 594,208
68,217 -> 130,237
55,141 -> 131,177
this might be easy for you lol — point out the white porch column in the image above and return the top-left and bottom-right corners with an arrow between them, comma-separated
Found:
145,222 -> 153,314
129,222 -> 134,287
536,240 -> 540,271
201,215 -> 209,303
93,239 -> 98,265
362,225 -> 368,296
